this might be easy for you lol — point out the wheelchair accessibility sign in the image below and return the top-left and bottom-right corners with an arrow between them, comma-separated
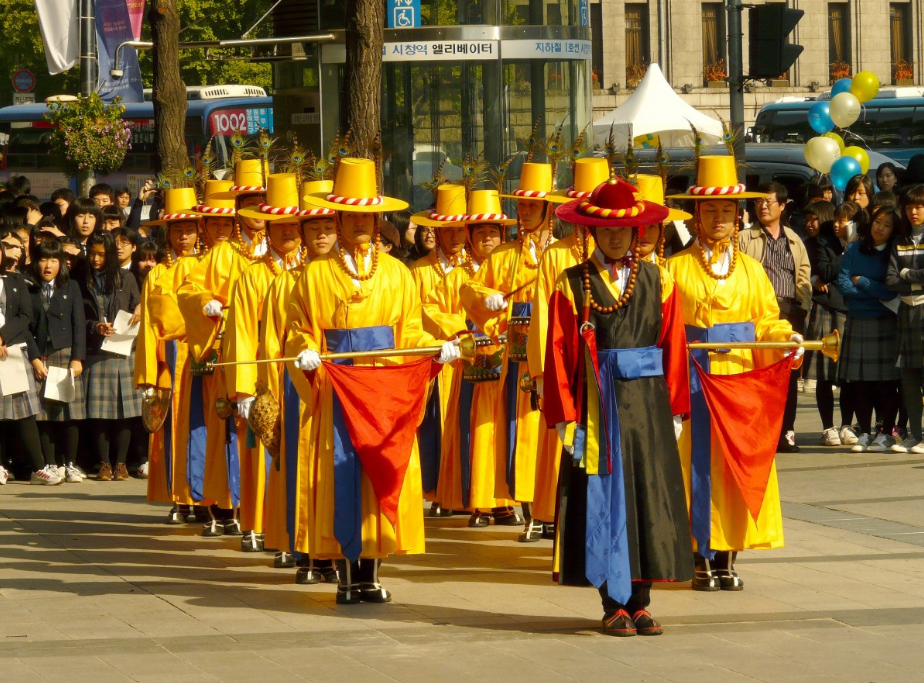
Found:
388,0 -> 420,27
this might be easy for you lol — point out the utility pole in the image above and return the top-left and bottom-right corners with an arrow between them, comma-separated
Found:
726,0 -> 746,175
79,0 -> 98,195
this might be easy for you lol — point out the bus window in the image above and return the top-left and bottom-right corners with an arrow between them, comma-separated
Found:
872,106 -> 914,147
765,110 -> 812,143
911,108 -> 924,146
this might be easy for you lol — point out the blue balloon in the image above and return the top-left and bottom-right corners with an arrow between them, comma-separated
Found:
808,101 -> 834,134
830,156 -> 862,191
831,78 -> 853,98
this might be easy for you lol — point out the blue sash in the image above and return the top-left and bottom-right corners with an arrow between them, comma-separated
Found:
585,346 -> 663,605
504,301 -> 532,499
326,326 -> 395,562
226,413 -> 240,508
163,340 -> 176,492
187,374 -> 206,502
684,322 -> 755,560
458,379 -> 475,509
283,368 -> 301,554
418,382 -> 441,494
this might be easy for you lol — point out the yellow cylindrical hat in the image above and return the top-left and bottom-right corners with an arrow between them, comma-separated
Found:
463,189 -> 516,226
148,187 -> 200,225
211,159 -> 269,198
551,157 -> 610,200
190,180 -> 236,216
667,155 -> 766,200
302,158 -> 409,213
633,174 -> 691,221
412,184 -> 468,227
500,162 -> 569,203
239,174 -> 335,221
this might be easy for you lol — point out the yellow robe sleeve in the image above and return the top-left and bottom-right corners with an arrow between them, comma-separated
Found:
178,242 -> 248,361
224,261 -> 273,399
422,267 -> 468,339
134,262 -> 169,389
460,241 -> 538,339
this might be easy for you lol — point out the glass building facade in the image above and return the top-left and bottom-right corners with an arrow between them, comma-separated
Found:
272,0 -> 591,211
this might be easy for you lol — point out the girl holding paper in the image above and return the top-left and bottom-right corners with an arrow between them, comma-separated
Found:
81,232 -> 141,482
29,240 -> 86,483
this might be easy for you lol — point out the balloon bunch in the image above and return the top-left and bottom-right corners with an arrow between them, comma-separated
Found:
804,71 -> 880,191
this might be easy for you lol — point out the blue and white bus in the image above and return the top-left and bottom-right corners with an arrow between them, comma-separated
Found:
0,86 -> 274,199
752,87 -> 924,165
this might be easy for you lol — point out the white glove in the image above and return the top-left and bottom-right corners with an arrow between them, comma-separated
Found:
141,386 -> 156,400
237,396 -> 255,420
485,293 -> 506,311
790,333 -> 805,360
535,376 -> 545,400
437,341 -> 461,364
673,415 -> 683,441
294,349 -> 321,371
203,299 -> 223,317
556,423 -> 574,455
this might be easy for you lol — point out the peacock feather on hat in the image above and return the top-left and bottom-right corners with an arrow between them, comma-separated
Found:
461,153 -> 489,199
521,119 -> 542,163
491,153 -> 518,194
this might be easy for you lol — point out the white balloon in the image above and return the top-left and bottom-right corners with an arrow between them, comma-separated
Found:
804,136 -> 841,174
830,92 -> 862,128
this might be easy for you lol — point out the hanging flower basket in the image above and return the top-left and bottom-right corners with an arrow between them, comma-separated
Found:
44,94 -> 132,178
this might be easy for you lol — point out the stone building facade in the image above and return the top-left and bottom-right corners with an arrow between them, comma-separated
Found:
591,0 -> 920,128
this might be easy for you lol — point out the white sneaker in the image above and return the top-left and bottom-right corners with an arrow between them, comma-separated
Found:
851,434 -> 871,453
137,461 -> 149,479
74,464 -> 87,479
866,433 -> 893,452
839,425 -> 859,446
820,428 -> 841,446
0,466 -> 8,485
892,437 -> 919,453
910,441 -> 924,454
57,465 -> 65,480
64,463 -> 82,483
31,466 -> 63,485
804,379 -> 817,393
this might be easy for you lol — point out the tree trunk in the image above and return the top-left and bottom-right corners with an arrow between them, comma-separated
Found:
149,0 -> 188,175
342,0 -> 383,159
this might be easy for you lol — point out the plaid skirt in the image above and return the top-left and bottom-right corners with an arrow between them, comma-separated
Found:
85,350 -> 142,420
837,315 -> 901,383
897,302 -> 924,369
0,346 -> 40,421
36,347 -> 87,422
804,303 -> 846,382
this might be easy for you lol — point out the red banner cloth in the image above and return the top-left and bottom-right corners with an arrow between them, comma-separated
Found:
323,358 -> 441,525
693,355 -> 793,521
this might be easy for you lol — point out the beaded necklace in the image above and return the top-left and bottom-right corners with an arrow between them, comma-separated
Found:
582,250 -> 639,314
264,246 -> 306,277
334,222 -> 380,281
695,218 -> 739,281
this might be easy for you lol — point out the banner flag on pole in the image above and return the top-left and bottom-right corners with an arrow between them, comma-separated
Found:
34,0 -> 79,75
96,0 -> 144,103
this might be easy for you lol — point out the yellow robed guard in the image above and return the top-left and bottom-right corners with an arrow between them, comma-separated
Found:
664,155 -> 798,591
460,161 -> 568,542
221,174 -> 307,554
177,180 -> 263,536
136,188 -> 203,522
212,158 -> 269,258
423,188 -> 520,526
409,184 -> 469,510
632,174 -> 691,265
249,176 -> 340,584
286,157 -> 459,604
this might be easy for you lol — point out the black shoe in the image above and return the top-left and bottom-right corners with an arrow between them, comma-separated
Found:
491,507 -> 523,526
692,555 -> 720,591
202,520 -> 223,537
518,518 -> 544,543
359,582 -> 392,603
336,584 -> 362,604
191,505 -> 211,524
631,610 -> 663,636
223,519 -> 243,536
715,550 -> 744,590
428,502 -> 453,518
602,609 -> 636,637
241,531 -> 264,552
541,523 -> 556,540
468,511 -> 489,528
166,506 -> 185,525
274,552 -> 296,569
295,567 -> 325,585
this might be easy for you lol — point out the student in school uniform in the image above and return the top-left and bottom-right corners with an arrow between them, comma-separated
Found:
29,239 -> 86,483
0,229 -> 62,485
81,231 -> 142,481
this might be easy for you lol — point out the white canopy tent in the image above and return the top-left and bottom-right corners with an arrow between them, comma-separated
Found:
591,63 -> 726,150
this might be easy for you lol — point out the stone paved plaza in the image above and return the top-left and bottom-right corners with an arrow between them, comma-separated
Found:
2,394 -> 924,683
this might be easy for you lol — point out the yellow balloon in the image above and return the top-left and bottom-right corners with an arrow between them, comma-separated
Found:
851,71 -> 880,103
843,146 -> 871,175
823,132 -> 846,151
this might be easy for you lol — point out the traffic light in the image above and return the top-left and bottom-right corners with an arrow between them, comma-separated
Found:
748,4 -> 804,79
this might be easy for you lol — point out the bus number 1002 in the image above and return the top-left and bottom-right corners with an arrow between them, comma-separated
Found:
210,110 -> 248,136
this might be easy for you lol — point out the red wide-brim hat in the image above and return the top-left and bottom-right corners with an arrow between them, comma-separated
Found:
555,176 -> 669,228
